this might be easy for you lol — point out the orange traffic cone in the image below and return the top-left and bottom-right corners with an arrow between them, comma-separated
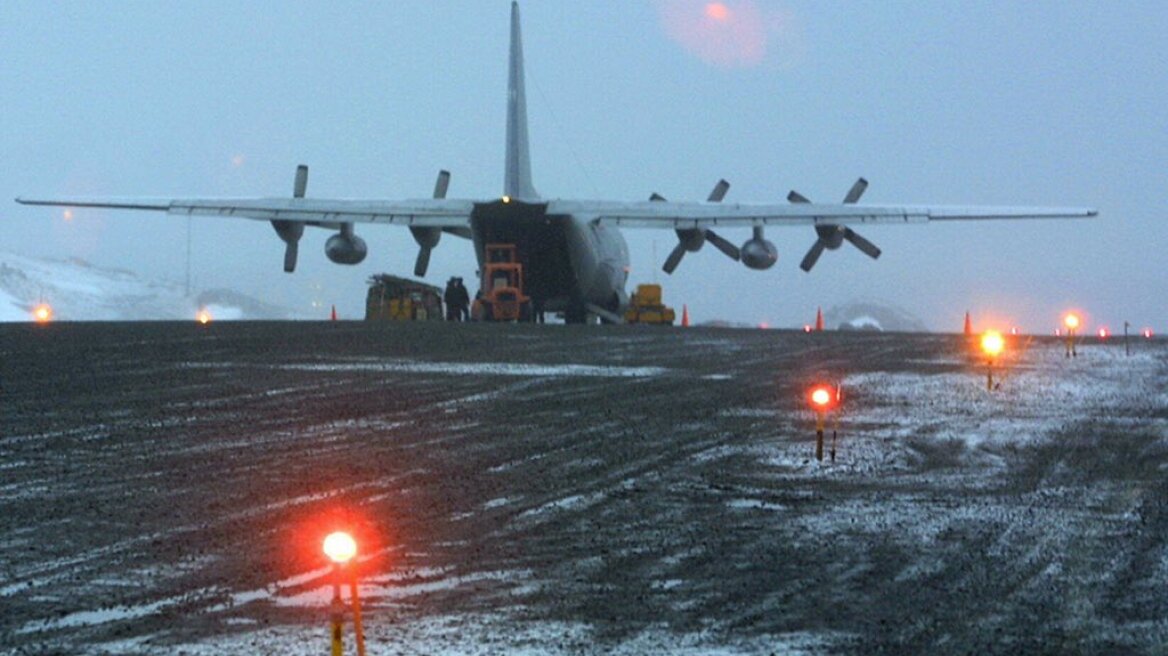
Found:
815,307 -> 824,332
963,311 -> 972,336
331,305 -> 338,321
681,304 -> 689,327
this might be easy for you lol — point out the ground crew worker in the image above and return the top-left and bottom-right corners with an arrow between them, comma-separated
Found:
443,278 -> 459,321
453,278 -> 471,321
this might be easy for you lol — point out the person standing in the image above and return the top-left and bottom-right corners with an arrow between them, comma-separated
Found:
443,277 -> 459,321
454,277 -> 471,321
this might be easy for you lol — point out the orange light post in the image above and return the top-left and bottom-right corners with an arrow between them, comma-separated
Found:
980,330 -> 1004,391
323,531 -> 366,656
807,384 -> 840,462
1063,313 -> 1080,358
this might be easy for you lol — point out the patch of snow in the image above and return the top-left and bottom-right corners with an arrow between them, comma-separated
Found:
96,612 -> 847,656
289,361 -> 670,378
726,498 -> 786,511
0,251 -> 301,321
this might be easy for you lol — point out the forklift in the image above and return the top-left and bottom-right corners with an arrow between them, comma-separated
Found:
471,243 -> 533,322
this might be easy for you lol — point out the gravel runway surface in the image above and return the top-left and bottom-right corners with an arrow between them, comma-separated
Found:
1,322 -> 1165,654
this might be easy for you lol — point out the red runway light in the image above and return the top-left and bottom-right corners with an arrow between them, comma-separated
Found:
808,384 -> 838,410
980,330 -> 1004,358
323,531 -> 357,564
1144,328 -> 1154,339
1098,327 -> 1109,339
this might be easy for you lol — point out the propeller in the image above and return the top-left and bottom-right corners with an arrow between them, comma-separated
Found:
657,180 -> 741,274
410,170 -> 450,277
789,177 -> 882,272
272,164 -> 308,273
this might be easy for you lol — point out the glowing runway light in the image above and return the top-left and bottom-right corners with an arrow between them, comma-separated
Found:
197,309 -> 212,325
1144,328 -> 1154,339
807,383 -> 840,462
981,330 -> 1004,358
323,531 -> 357,564
1063,312 -> 1081,358
808,384 -> 837,410
33,303 -> 53,323
1098,327 -> 1109,339
980,330 -> 1005,391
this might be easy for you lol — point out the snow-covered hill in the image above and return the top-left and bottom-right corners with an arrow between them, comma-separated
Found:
0,252 -> 303,321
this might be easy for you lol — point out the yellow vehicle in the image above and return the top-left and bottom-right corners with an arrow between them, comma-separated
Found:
365,274 -> 443,321
472,243 -> 533,322
624,283 -> 675,325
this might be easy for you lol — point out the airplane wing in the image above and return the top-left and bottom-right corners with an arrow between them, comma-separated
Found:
553,200 -> 1098,229
14,196 -> 475,230
552,195 -> 1096,273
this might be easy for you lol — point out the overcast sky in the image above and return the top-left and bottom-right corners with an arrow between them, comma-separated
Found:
2,1 -> 1164,332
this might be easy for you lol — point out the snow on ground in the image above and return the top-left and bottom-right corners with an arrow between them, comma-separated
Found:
0,251 -> 299,321
0,251 -> 191,321
4,327 -> 1164,654
99,612 -> 838,656
753,338 -> 1166,477
211,341 -> 1157,651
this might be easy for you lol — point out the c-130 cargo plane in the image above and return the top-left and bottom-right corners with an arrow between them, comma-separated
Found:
19,2 -> 1095,324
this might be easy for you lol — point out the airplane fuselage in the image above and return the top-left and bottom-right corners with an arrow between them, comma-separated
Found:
470,200 -> 628,318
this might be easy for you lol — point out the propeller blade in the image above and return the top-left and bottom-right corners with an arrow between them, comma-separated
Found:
283,240 -> 299,273
650,192 -> 666,202
788,190 -> 811,204
663,242 -> 687,274
293,165 -> 308,198
799,240 -> 827,272
433,170 -> 451,199
707,179 -> 730,203
414,246 -> 432,277
843,177 -> 868,204
843,228 -> 882,259
706,230 -> 741,261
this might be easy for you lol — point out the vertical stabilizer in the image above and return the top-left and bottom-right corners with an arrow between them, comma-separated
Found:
505,1 -> 538,200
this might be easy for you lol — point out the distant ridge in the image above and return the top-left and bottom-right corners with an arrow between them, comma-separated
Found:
0,251 -> 302,322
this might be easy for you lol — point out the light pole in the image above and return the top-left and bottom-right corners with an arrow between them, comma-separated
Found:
981,330 -> 1004,391
808,384 -> 840,462
1063,313 -> 1080,358
323,531 -> 366,656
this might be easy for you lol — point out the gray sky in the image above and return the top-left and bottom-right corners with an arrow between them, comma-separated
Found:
2,1 -> 1164,333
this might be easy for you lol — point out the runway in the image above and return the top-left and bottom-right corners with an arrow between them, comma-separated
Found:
2,321 -> 1165,654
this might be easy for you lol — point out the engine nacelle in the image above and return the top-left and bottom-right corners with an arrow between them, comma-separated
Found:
816,225 -> 846,250
271,219 -> 304,244
741,236 -> 778,270
410,226 -> 441,250
325,232 -> 368,265
677,228 -> 706,252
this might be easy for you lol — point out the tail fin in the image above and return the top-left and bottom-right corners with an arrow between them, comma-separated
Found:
504,2 -> 538,201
